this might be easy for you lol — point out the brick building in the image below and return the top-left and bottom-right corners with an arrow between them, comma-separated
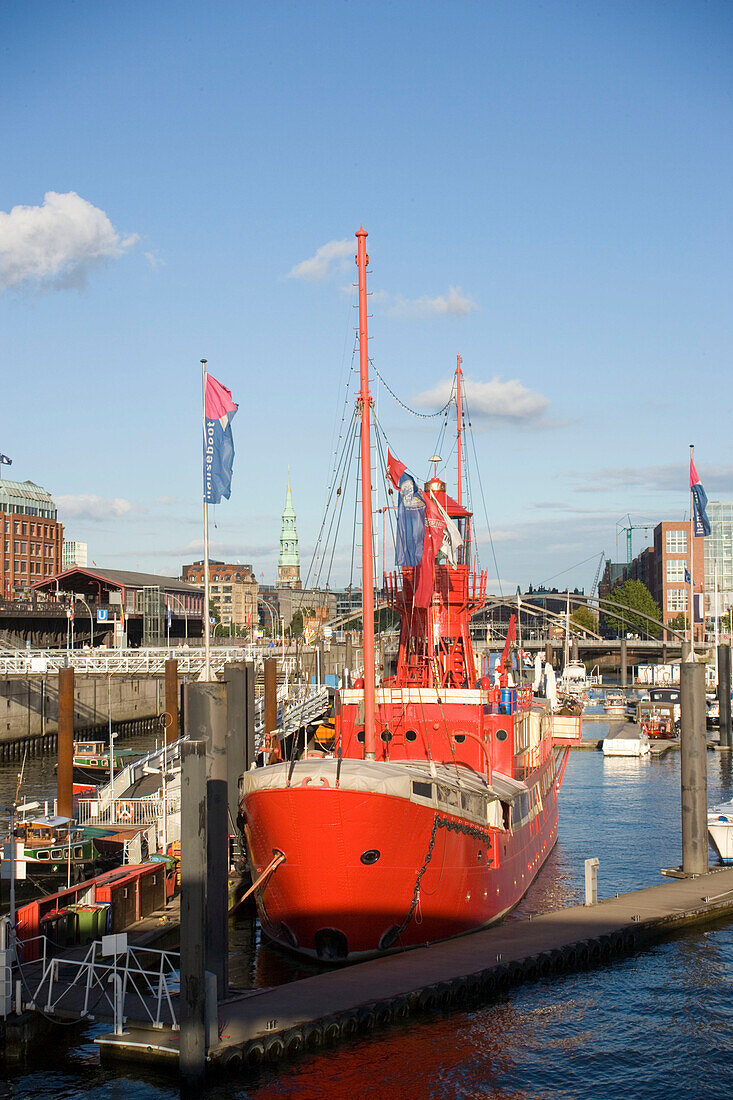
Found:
181,559 -> 258,631
0,479 -> 64,598
614,521 -> 705,641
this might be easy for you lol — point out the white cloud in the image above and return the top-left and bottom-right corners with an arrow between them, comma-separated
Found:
414,375 -> 550,422
572,463 -> 733,494
144,250 -> 165,270
0,191 -> 138,291
385,286 -> 479,318
57,494 -> 135,521
287,239 -> 354,281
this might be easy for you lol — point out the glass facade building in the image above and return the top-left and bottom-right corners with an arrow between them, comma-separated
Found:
705,501 -> 733,615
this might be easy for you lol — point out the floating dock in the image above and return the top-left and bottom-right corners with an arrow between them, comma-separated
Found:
97,864 -> 733,1073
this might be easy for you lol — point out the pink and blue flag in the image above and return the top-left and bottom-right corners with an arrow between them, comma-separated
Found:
204,374 -> 238,504
690,456 -> 710,537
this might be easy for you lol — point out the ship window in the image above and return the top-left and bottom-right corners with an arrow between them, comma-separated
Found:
356,729 -> 365,743
405,729 -> 418,742
496,728 -> 509,742
37,850 -> 50,860
437,785 -> 460,808
74,846 -> 83,858
453,733 -> 466,743
380,729 -> 392,743
51,849 -> 62,859
412,781 -> 432,799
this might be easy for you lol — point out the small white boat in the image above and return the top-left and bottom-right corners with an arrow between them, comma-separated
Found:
708,800 -> 733,864
602,724 -> 650,757
603,692 -> 628,718
559,661 -> 589,701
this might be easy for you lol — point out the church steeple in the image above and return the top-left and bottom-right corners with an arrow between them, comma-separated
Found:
277,469 -> 301,589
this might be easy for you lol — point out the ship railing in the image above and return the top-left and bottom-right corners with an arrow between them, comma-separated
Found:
0,647 -> 299,677
77,792 -> 180,828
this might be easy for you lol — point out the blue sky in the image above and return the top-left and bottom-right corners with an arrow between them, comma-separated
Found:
1,0 -> 732,595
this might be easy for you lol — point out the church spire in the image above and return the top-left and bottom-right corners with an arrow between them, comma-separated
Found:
277,470 -> 301,589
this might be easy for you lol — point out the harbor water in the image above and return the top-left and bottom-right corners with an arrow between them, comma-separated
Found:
2,724 -> 733,1099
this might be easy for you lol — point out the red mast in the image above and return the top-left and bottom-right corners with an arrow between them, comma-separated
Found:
356,226 -> 376,760
456,353 -> 463,508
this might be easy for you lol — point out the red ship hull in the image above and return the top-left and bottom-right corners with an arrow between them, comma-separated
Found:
241,752 -> 559,960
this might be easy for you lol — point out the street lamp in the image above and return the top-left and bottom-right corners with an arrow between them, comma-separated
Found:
75,594 -> 94,650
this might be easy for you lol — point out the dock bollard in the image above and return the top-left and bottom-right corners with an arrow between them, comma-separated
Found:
584,858 -> 599,906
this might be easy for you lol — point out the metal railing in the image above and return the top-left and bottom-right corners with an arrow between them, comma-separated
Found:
21,936 -> 179,1031
0,646 -> 301,677
76,792 -> 181,828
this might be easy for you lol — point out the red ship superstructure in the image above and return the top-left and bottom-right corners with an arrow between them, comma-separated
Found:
239,227 -> 574,961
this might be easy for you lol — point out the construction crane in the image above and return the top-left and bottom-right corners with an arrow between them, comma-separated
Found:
616,515 -> 655,564
591,551 -> 605,597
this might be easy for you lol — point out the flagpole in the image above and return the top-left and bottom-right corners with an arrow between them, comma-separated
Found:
689,443 -> 695,660
202,359 -> 212,681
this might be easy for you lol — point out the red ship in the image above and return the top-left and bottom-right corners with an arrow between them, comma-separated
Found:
239,227 -> 577,961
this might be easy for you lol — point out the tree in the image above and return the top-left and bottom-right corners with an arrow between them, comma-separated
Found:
600,580 -> 661,638
289,607 -> 315,637
570,605 -> 598,634
668,612 -> 688,634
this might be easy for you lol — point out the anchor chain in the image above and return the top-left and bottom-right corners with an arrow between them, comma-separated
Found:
392,814 -> 494,943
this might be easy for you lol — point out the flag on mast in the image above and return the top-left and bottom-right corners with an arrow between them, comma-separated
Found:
0,455 -> 11,466
690,456 -> 711,537
203,374 -> 238,504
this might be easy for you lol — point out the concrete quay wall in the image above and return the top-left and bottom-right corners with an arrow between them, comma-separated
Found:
0,674 -> 162,743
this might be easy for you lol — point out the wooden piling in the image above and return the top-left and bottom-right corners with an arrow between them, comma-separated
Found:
264,658 -> 277,761
57,667 -> 74,819
180,739 -> 208,1086
680,661 -> 708,874
164,659 -> 179,745
718,644 -> 731,750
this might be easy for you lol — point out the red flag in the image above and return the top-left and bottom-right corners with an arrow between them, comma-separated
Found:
414,493 -> 446,607
386,450 -> 406,489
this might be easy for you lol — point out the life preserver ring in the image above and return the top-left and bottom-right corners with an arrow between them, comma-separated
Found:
116,800 -> 134,823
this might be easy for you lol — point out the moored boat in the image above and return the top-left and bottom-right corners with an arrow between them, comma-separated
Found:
70,739 -> 142,784
239,227 -> 574,962
603,691 -> 628,718
708,800 -> 733,864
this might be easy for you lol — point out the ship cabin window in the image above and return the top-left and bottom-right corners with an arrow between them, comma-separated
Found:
37,850 -> 50,860
405,729 -> 418,742
412,781 -> 433,800
380,729 -> 392,743
502,802 -> 511,831
74,846 -> 83,858
32,828 -> 42,839
461,791 -> 483,817
57,828 -> 68,840
437,785 -> 460,809
453,732 -> 466,743
355,729 -> 365,743
51,849 -> 62,859
495,728 -> 509,742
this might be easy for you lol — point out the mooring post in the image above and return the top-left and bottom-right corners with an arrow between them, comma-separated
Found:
244,660 -> 256,768
718,644 -> 732,750
584,858 -> 599,906
164,659 -> 179,744
222,662 -> 246,855
544,641 -> 553,668
57,667 -> 74,818
180,739 -> 207,1085
185,681 -> 229,1000
619,638 -> 627,689
264,657 -> 277,761
680,661 -> 708,875
571,640 -> 579,662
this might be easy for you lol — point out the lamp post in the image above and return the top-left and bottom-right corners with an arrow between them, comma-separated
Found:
75,594 -> 94,649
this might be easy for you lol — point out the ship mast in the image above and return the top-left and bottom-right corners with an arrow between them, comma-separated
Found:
356,227 -> 376,760
456,353 -> 463,508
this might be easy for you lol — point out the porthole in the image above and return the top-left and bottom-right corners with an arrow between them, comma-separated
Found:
496,728 -> 509,742
380,729 -> 393,743
405,729 -> 418,742
360,849 -> 381,865
453,732 -> 466,743
356,729 -> 365,743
